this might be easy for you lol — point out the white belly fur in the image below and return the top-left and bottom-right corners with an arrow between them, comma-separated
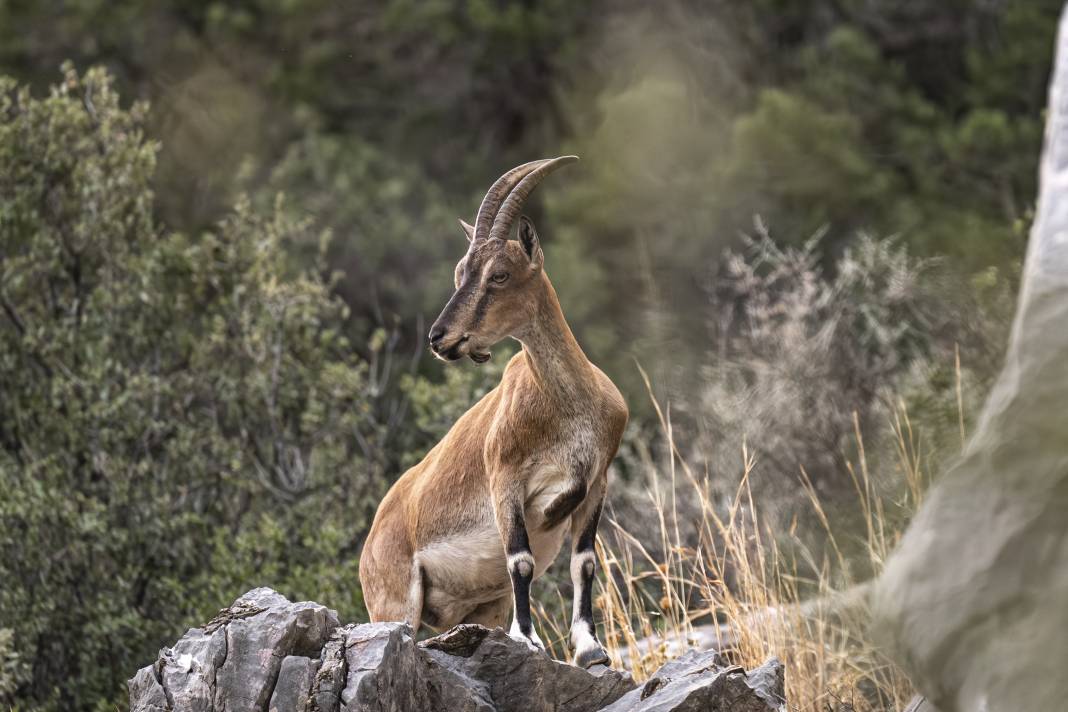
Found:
419,524 -> 509,604
417,465 -> 574,607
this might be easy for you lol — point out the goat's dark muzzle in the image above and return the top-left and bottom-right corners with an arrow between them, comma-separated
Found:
429,325 -> 467,361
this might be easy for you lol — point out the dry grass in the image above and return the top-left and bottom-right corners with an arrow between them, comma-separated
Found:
533,369 -> 948,711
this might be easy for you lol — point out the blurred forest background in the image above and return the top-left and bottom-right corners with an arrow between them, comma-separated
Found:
0,1 -> 1061,708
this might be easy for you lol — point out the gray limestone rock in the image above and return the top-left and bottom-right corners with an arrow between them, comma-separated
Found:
127,588 -> 339,712
419,624 -> 635,712
339,622 -> 493,712
270,655 -> 320,712
308,628 -> 349,712
128,664 -> 170,712
213,588 -> 339,711
128,588 -> 790,712
871,6 -> 1068,711
600,651 -> 785,712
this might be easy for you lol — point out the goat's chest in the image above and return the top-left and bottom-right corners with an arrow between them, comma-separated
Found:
525,419 -> 599,498
522,421 -> 602,571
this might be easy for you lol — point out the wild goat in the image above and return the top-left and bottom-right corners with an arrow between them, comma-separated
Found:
359,157 -> 627,667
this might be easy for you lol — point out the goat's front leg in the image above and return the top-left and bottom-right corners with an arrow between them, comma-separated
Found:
569,472 -> 610,668
494,489 -> 544,651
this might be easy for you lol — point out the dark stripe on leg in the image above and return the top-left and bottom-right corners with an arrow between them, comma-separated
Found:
576,555 -> 595,626
542,480 -> 587,530
505,503 -> 535,638
575,500 -> 602,553
576,502 -> 603,627
505,505 -> 529,556
571,498 -> 608,667
510,559 -> 534,636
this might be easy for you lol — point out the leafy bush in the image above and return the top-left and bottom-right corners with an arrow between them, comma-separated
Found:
0,628 -> 27,706
0,66 -> 383,708
606,224 -> 1008,552
691,228 -> 999,508
253,132 -> 460,338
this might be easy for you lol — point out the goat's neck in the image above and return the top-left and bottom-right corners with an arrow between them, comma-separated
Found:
513,274 -> 594,404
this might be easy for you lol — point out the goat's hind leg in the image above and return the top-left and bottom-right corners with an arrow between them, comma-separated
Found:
404,557 -> 426,634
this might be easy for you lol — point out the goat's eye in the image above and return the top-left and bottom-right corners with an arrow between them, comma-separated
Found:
490,272 -> 509,284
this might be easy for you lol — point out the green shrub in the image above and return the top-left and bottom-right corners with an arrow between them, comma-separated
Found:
0,66 -> 381,709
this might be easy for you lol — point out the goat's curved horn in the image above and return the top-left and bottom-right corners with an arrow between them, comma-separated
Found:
487,156 -> 578,243
472,159 -> 547,244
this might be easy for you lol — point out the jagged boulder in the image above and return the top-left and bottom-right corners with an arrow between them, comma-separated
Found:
417,624 -> 635,712
129,588 -> 339,712
326,622 -> 499,712
129,588 -> 788,712
601,650 -> 785,712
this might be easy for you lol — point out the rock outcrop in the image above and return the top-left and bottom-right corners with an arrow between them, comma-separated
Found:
129,588 -> 786,712
601,649 -> 785,712
871,5 -> 1068,712
128,588 -> 339,712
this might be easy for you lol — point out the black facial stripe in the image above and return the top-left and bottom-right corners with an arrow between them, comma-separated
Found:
436,283 -> 472,327
471,288 -> 492,329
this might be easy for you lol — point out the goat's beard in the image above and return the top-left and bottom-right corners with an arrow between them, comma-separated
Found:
469,349 -> 491,364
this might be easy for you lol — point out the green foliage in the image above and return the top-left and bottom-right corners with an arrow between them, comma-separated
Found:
549,1 -> 1053,386
0,1 -> 1060,708
401,349 -> 508,462
0,67 -> 378,708
691,229 -> 997,495
696,233 -> 934,482
0,0 -> 1055,399
0,628 -> 27,707
254,131 -> 459,336
0,0 -> 590,232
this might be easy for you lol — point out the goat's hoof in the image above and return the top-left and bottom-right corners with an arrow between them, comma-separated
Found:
508,629 -> 546,654
574,644 -> 610,669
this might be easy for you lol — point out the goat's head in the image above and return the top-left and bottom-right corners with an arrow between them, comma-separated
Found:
429,156 -> 577,364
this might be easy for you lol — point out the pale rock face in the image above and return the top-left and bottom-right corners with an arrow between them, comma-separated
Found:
871,6 -> 1068,711
128,587 -> 339,712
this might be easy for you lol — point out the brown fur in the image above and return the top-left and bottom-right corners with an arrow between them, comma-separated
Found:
360,186 -> 626,667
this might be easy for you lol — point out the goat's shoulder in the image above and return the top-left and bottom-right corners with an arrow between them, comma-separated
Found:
590,363 -> 628,431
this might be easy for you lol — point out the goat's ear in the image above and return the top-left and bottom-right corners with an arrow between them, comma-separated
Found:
518,215 -> 543,268
458,219 -> 475,242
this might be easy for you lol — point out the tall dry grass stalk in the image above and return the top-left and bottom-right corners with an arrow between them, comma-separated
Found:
534,365 -> 956,711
